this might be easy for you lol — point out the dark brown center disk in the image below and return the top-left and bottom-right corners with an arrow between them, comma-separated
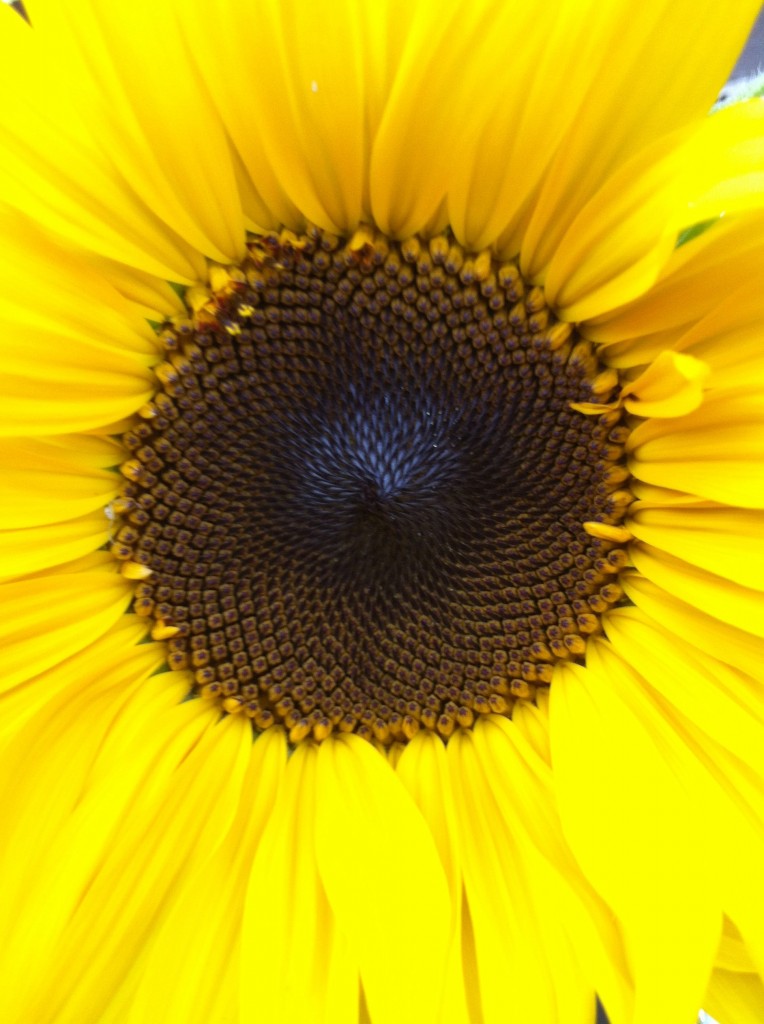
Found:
116,229 -> 628,745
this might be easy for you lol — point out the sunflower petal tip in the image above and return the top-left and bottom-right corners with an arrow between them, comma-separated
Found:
622,350 -> 710,418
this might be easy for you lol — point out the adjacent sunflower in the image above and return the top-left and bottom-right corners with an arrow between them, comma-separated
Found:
1,2 -> 764,1022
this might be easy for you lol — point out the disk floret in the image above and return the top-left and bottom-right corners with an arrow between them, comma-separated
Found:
113,226 -> 631,745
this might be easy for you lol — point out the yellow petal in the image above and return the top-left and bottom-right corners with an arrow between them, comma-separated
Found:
704,969 -> 764,1024
603,607 -> 764,765
0,435 -> 121,529
0,671 -> 214,1019
0,567 -> 134,692
510,699 -> 553,766
447,727 -> 558,1022
716,917 -> 758,973
178,0 -> 303,233
0,624 -> 163,903
17,549 -> 117,578
630,542 -> 764,637
242,740 -> 357,1024
315,734 -> 451,1024
688,100 -> 764,224
627,504 -> 764,589
181,0 -> 373,236
86,255 -> 187,321
671,283 -> 764,390
15,710 -> 250,1023
370,0 -> 497,239
35,1 -> 244,261
543,129 -> 688,319
0,8 -> 207,282
626,386 -> 764,507
621,571 -> 764,679
472,716 -> 634,1024
657,709 -> 764,982
2,366 -> 154,437
443,0 -> 591,251
0,208 -> 158,435
592,271 -> 764,396
592,324 -> 697,373
628,481 -> 719,506
521,0 -> 762,281
546,102 -> 764,322
0,511 -> 111,581
585,209 -> 764,346
621,350 -> 709,418
551,652 -> 722,1024
129,727 -> 287,1024
395,731 -> 471,1023
0,615 -> 155,740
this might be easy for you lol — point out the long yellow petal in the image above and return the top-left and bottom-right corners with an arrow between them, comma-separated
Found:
178,0 -> 305,233
630,543 -> 764,637
0,615 -> 154,739
182,0 -> 377,236
0,511 -> 111,580
0,13 -> 206,281
32,0 -> 244,263
585,210 -> 764,345
0,625 -> 164,921
0,568 -> 134,692
128,727 -> 288,1024
621,571 -> 764,679
704,969 -> 764,1024
395,731 -> 471,1024
370,0 -> 497,239
448,0 -> 619,255
551,651 -> 722,1024
448,727 -> 558,1023
0,435 -> 121,529
241,740 -> 357,1024
315,735 -> 451,1024
603,607 -> 764,764
627,503 -> 764,589
473,716 -> 634,1024
546,102 -> 764,322
521,0 -> 761,280
656,707 -> 764,981
0,671 -> 214,1018
627,386 -> 764,507
0,208 -> 159,435
18,709 -> 250,1023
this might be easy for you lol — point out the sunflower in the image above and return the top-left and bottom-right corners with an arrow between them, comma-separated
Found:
1,1 -> 764,1022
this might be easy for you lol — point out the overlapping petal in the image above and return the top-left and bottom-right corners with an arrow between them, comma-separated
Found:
0,560 -> 134,693
551,649 -> 723,1024
315,735 -> 452,1023
0,207 -> 159,435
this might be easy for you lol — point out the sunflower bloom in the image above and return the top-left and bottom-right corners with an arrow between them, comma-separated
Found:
2,1 -> 764,1022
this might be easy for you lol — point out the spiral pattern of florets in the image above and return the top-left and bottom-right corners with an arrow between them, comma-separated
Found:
113,227 -> 629,745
